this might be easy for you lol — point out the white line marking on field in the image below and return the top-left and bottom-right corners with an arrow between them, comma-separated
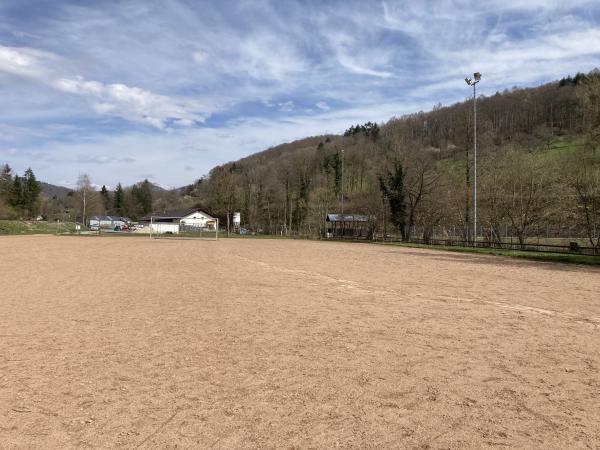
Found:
234,254 -> 600,329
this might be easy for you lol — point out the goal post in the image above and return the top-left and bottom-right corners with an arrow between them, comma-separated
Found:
149,216 -> 219,241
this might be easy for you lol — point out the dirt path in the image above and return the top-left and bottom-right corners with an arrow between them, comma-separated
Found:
1,236 -> 599,448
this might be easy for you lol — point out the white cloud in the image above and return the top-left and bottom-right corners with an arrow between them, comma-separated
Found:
320,28 -> 395,79
278,101 -> 294,112
193,50 -> 207,63
187,30 -> 309,85
0,45 -> 205,129
53,76 -> 205,129
76,154 -> 136,164
316,101 -> 330,110
376,0 -> 600,94
0,45 -> 55,78
336,54 -> 394,79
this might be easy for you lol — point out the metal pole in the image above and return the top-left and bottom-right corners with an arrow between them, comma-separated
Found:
473,81 -> 477,246
341,148 -> 344,215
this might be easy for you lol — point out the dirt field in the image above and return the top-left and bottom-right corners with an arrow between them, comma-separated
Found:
1,236 -> 599,448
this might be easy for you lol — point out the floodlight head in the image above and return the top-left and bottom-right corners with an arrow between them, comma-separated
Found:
474,72 -> 482,81
465,77 -> 472,85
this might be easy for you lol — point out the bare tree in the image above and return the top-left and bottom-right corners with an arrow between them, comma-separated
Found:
402,148 -> 439,241
501,152 -> 553,246
577,74 -> 600,155
76,173 -> 97,226
566,150 -> 600,251
207,166 -> 240,235
479,151 -> 509,244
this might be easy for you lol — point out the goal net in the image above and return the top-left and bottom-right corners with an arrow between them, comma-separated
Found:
149,217 -> 219,241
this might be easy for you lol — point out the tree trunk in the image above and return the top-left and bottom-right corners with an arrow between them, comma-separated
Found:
82,190 -> 87,227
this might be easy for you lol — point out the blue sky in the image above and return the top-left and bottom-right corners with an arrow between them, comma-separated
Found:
1,0 -> 599,188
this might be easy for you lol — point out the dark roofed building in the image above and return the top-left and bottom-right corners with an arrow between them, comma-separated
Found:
326,214 -> 369,223
325,213 -> 373,238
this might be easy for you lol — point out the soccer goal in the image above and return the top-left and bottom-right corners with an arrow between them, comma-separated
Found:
149,216 -> 219,241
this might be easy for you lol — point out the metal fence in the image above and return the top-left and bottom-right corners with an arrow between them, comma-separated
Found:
324,234 -> 599,256
398,237 -> 599,256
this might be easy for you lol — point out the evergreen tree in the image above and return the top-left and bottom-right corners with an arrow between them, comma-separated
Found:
9,175 -> 23,209
333,152 -> 343,197
22,168 -> 41,217
0,164 -> 13,200
134,179 -> 153,215
344,121 -> 379,139
100,185 -> 111,212
113,183 -> 124,215
322,151 -> 344,197
379,163 -> 407,240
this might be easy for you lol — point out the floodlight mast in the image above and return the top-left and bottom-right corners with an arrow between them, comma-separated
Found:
341,148 -> 345,215
465,72 -> 481,245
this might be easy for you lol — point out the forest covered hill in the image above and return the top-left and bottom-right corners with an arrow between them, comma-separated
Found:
190,71 -> 600,249
39,182 -> 73,200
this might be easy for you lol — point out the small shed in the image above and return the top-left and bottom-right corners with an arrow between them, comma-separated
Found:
325,213 -> 372,238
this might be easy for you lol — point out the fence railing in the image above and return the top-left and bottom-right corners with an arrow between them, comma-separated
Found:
324,234 -> 600,256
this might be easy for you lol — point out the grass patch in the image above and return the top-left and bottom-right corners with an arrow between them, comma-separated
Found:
535,136 -> 586,161
0,220 -> 78,235
225,234 -> 600,266
378,241 -> 600,266
223,233 -> 310,240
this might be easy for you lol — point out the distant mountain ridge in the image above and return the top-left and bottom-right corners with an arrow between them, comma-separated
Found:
40,182 -> 73,199
38,180 -> 171,200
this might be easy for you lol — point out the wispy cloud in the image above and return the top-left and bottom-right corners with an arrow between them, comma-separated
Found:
54,76 -> 204,129
278,101 -> 294,112
0,45 -> 205,129
0,45 -> 56,78
76,154 -> 135,165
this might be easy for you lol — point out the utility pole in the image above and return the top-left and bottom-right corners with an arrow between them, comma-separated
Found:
465,72 -> 481,245
340,148 -> 344,215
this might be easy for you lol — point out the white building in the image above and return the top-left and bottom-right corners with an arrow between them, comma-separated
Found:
140,208 -> 216,234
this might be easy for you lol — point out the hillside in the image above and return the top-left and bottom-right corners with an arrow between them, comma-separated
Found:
193,71 -> 600,249
39,182 -> 73,199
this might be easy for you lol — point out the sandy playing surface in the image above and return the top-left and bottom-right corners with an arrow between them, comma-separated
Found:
1,236 -> 599,448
